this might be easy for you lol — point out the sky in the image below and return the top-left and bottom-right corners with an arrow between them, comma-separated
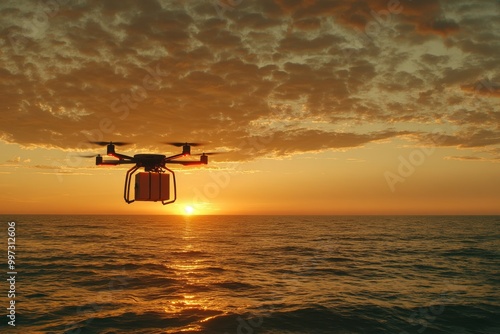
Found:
0,0 -> 499,215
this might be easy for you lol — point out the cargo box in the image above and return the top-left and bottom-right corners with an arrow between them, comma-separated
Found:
135,172 -> 170,201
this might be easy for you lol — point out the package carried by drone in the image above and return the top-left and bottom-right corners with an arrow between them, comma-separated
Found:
89,141 -> 215,205
135,172 -> 170,202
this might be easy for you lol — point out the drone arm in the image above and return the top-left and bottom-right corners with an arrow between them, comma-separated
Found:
96,158 -> 120,165
109,152 -> 134,160
97,159 -> 136,166
165,153 -> 187,161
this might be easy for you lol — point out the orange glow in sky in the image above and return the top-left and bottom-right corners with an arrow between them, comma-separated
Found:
0,1 -> 499,215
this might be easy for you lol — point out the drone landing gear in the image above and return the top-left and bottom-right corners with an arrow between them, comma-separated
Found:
124,165 -> 177,205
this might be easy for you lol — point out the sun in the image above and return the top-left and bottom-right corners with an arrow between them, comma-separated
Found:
184,205 -> 195,215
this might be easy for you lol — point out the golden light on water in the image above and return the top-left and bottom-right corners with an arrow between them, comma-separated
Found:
161,221 -> 229,332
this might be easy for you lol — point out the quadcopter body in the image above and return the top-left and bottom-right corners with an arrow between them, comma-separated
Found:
90,141 -> 213,205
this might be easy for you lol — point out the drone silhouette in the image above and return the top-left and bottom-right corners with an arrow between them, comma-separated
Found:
86,141 -> 218,205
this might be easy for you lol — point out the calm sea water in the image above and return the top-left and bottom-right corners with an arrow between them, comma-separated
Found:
1,215 -> 499,333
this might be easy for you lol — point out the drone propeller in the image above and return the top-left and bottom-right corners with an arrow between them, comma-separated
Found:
193,152 -> 223,156
164,142 -> 204,147
89,141 -> 131,146
79,153 -> 101,158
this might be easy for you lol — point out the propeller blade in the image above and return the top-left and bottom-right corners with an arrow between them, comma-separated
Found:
79,154 -> 101,158
163,142 -> 204,147
89,141 -> 132,146
193,152 -> 224,156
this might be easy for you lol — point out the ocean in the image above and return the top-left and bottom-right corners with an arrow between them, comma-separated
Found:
1,215 -> 499,333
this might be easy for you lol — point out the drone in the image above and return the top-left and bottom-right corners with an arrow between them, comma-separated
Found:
87,141 -> 217,205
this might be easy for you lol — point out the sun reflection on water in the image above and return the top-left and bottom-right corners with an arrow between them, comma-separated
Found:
159,217 -> 229,332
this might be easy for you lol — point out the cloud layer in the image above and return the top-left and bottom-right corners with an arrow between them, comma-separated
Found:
0,0 -> 499,160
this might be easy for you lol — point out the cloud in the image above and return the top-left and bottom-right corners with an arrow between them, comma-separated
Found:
461,79 -> 500,97
419,18 -> 460,36
422,129 -> 500,149
223,128 -> 411,160
6,156 -> 21,163
444,156 -> 500,163
0,0 -> 498,162
5,156 -> 31,164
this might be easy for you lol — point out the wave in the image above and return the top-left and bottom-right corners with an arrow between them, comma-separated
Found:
9,215 -> 500,333
441,247 -> 499,259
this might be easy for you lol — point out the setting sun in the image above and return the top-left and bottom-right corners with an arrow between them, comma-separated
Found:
184,205 -> 195,215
